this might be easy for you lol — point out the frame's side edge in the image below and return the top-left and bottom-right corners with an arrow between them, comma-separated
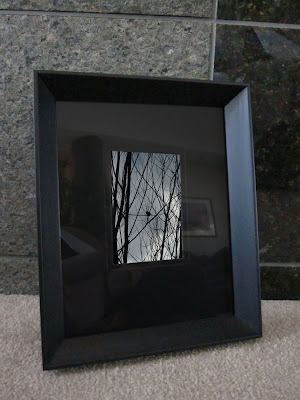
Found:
224,87 -> 262,336
34,71 -> 47,368
34,72 -> 65,368
247,87 -> 262,323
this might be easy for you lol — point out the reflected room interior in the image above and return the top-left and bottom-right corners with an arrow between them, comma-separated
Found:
56,102 -> 234,338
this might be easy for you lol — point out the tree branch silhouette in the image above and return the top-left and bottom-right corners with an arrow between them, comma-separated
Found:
112,151 -> 181,264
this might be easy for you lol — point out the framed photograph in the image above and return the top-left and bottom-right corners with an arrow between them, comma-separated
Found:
109,150 -> 183,265
34,71 -> 262,370
182,198 -> 216,237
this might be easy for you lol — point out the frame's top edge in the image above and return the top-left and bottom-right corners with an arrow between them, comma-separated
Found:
33,70 -> 249,90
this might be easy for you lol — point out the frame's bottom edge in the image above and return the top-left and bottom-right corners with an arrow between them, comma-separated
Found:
44,333 -> 262,370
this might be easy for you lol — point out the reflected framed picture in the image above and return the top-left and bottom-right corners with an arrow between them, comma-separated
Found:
34,71 -> 262,370
182,198 -> 216,237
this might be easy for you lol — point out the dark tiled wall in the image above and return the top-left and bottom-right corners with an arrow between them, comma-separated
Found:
0,1 -> 299,299
214,1 -> 300,299
218,0 -> 299,24
260,266 -> 300,300
214,25 -> 300,264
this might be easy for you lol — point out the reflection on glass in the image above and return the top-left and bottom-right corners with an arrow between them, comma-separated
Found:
182,198 -> 216,237
56,102 -> 234,338
111,151 -> 182,264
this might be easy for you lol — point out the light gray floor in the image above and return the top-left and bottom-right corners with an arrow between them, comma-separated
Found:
1,296 -> 299,400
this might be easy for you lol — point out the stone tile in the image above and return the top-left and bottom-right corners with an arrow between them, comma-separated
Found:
0,0 -> 213,18
214,25 -> 300,263
260,266 -> 300,299
218,0 -> 300,24
0,256 -> 39,294
0,14 -> 211,255
257,190 -> 300,263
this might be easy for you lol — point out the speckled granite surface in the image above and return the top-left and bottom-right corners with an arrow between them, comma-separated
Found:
0,0 -> 213,17
0,257 -> 38,294
214,25 -> 300,263
218,0 -> 300,24
260,266 -> 300,300
0,14 -> 211,257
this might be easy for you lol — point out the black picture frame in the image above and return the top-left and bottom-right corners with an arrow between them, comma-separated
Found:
34,71 -> 262,370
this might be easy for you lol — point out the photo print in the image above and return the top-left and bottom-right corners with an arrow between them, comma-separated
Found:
111,151 -> 182,264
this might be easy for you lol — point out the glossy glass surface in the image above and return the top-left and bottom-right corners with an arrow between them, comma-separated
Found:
214,25 -> 300,264
218,0 -> 299,24
56,102 -> 233,338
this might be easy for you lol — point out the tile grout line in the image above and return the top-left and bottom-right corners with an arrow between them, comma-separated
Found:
2,9 -> 212,22
0,254 -> 38,259
208,0 -> 218,80
0,9 -> 299,29
216,18 -> 300,29
260,263 -> 300,268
